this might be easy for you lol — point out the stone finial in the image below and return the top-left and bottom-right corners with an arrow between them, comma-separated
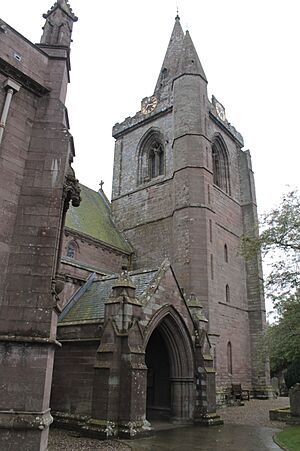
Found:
112,271 -> 136,290
40,0 -> 78,47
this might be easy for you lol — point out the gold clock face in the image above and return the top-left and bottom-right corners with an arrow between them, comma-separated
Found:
141,96 -> 158,115
216,102 -> 226,121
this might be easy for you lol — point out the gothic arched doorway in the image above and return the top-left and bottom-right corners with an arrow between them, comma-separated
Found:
144,307 -> 195,423
146,327 -> 171,420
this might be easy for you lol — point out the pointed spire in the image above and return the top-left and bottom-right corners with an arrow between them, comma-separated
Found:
40,0 -> 78,47
154,16 -> 185,92
180,30 -> 207,82
155,17 -> 207,92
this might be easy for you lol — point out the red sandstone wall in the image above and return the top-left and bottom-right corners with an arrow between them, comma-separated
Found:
57,230 -> 131,307
51,341 -> 98,416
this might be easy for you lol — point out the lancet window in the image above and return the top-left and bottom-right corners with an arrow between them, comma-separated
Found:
212,136 -> 230,195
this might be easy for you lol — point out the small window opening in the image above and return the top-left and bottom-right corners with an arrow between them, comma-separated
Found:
67,242 -> 76,259
224,244 -> 228,262
225,284 -> 230,303
227,342 -> 233,375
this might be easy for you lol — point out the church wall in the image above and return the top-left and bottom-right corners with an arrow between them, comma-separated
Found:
214,304 -> 252,396
51,341 -> 98,416
57,230 -> 131,306
206,161 -> 251,391
124,216 -> 173,270
0,28 -> 48,86
112,178 -> 174,232
0,12 -> 80,449
61,230 -> 129,274
0,72 -> 37,305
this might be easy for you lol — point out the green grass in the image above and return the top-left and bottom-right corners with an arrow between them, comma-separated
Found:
275,426 -> 300,451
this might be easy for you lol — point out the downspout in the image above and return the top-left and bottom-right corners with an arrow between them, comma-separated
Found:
0,78 -> 21,146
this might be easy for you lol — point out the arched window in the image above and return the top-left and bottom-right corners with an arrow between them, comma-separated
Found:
138,130 -> 165,184
66,242 -> 77,259
148,140 -> 164,179
224,244 -> 228,262
227,342 -> 233,375
225,284 -> 230,303
212,136 -> 230,195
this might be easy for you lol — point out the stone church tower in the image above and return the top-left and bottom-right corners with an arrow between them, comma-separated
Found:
111,16 -> 270,399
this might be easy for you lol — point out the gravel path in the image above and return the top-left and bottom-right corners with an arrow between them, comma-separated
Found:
48,430 -> 131,451
217,396 -> 289,428
48,397 -> 289,450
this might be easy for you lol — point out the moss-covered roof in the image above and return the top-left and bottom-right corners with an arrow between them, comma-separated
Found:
65,184 -> 131,253
59,270 -> 158,324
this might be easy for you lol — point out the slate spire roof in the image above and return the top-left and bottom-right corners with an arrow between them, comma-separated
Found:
154,15 -> 185,91
155,15 -> 207,92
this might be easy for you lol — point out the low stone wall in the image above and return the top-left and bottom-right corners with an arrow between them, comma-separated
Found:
269,406 -> 291,422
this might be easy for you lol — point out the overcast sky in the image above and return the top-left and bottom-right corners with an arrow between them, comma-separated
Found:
2,0 -> 299,215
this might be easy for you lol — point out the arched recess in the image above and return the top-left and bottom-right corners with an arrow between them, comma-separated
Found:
212,134 -> 231,195
137,128 -> 165,185
66,240 -> 79,259
144,306 -> 195,422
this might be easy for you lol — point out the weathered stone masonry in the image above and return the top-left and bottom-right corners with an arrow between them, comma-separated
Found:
0,2 -> 79,450
0,3 -> 271,448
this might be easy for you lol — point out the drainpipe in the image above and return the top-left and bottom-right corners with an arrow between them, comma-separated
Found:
0,78 -> 21,146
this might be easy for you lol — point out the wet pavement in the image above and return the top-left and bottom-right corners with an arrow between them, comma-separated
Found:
49,398 -> 289,450
124,423 -> 282,451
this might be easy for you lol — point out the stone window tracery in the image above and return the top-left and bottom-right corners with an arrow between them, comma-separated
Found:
212,136 -> 230,195
138,130 -> 165,184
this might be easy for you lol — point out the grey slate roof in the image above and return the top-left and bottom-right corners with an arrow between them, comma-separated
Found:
59,269 -> 158,324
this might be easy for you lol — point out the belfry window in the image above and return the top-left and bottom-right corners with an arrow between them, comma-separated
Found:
138,130 -> 165,184
148,140 -> 164,179
212,137 -> 230,195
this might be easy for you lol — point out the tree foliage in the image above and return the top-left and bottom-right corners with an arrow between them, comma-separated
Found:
266,295 -> 300,373
242,190 -> 300,373
285,359 -> 300,389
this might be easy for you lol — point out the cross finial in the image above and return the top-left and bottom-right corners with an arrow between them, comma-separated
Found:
99,180 -> 104,190
175,5 -> 180,21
